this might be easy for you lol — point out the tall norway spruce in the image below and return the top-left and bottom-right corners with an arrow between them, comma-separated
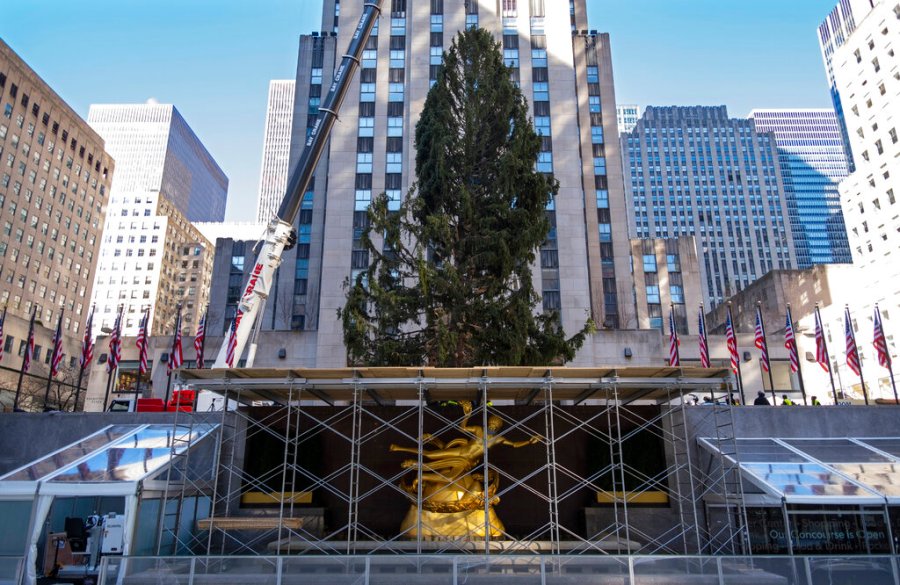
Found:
340,28 -> 591,367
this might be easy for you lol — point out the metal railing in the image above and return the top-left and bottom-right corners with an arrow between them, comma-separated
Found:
97,554 -> 900,585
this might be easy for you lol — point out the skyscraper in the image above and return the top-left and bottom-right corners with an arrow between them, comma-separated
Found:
256,80 -> 296,222
617,104 -> 640,134
88,104 -> 228,222
749,109 -> 851,268
0,39 -> 114,409
817,0 -> 877,173
209,0 -> 637,364
823,0 -> 900,399
87,103 -> 227,338
622,106 -> 796,308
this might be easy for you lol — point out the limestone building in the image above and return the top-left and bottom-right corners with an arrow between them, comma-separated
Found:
622,106 -> 797,309
0,39 -> 113,409
215,0 -> 636,366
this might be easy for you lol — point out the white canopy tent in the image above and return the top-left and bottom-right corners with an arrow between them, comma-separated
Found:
0,424 -> 218,585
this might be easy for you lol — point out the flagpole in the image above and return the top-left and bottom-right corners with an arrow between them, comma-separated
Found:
787,304 -> 808,405
817,304 -> 839,404
42,310 -> 64,410
103,305 -> 123,411
134,308 -> 147,407
847,305 -> 869,405
757,302 -> 778,405
889,360 -> 899,405
134,371 -> 142,405
164,304 -> 183,411
74,364 -> 85,412
73,304 -> 94,412
728,303 -> 746,405
13,309 -> 36,411
200,305 -> 208,369
874,304 -> 898,404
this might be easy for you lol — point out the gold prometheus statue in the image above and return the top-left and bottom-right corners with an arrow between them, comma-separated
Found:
389,400 -> 541,540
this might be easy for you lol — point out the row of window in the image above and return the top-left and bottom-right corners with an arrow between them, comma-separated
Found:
0,73 -> 110,177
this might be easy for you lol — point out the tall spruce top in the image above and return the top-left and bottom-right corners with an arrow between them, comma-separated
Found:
339,28 -> 591,367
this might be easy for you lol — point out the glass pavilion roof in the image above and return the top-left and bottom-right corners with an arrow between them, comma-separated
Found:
0,424 -> 218,486
699,437 -> 900,505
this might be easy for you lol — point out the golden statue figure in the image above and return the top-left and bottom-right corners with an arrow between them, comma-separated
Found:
389,401 -> 540,540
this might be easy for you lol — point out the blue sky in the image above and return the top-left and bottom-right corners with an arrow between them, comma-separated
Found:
2,0 -> 836,221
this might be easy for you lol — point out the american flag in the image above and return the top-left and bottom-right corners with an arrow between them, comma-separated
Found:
136,308 -> 150,375
874,305 -> 891,369
845,307 -> 861,376
668,309 -> 680,367
168,307 -> 184,374
814,307 -> 830,372
80,306 -> 95,369
22,311 -> 36,374
725,309 -> 739,374
50,310 -> 64,378
754,307 -> 770,373
194,309 -> 207,369
107,307 -> 123,373
784,308 -> 800,374
0,306 -> 6,364
698,307 -> 710,368
225,312 -> 240,368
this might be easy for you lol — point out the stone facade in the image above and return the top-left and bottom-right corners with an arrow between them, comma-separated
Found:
0,39 -> 113,410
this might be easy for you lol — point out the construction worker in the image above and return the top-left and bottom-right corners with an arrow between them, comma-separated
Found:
782,394 -> 794,406
753,391 -> 770,406
811,396 -> 822,406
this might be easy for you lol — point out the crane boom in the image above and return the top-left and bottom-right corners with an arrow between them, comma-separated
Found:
213,1 -> 384,369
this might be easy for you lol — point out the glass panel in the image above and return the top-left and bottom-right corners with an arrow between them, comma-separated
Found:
735,439 -> 810,463
50,424 -> 217,483
785,439 -> 893,463
831,463 -> 900,497
0,557 -> 23,585
104,557 -> 193,585
1,425 -> 136,481
633,557 -> 720,582
743,463 -> 879,499
861,438 -> 900,460
808,556 -> 897,585
109,424 -> 214,450
0,501 -> 32,555
50,448 -> 175,482
721,556 -> 805,585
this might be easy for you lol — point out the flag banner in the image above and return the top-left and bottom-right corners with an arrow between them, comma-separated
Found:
49,311 -> 64,378
814,308 -> 830,372
168,308 -> 184,374
668,310 -> 680,367
698,307 -> 710,368
22,312 -> 36,374
755,307 -> 770,373
874,306 -> 891,369
81,306 -> 95,369
194,310 -> 207,369
725,309 -> 739,374
136,309 -> 150,375
107,308 -> 123,373
845,307 -> 861,376
784,309 -> 799,374
226,313 -> 240,368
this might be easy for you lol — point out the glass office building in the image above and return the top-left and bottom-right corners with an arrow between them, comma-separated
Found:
750,109 -> 852,268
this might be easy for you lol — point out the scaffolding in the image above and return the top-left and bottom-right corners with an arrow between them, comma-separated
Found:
157,366 -> 746,557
